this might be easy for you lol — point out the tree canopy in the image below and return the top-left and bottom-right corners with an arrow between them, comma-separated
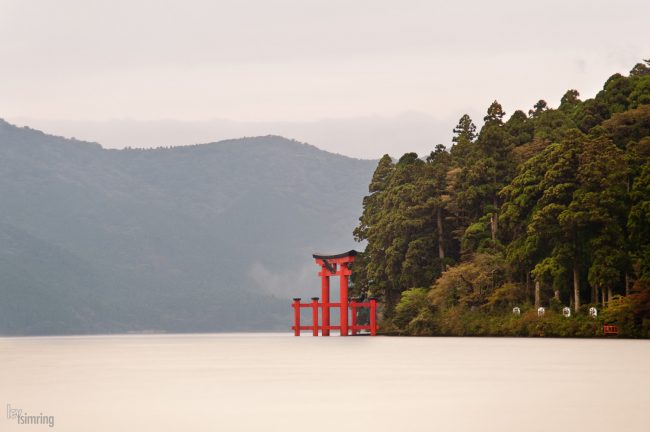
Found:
352,61 -> 650,337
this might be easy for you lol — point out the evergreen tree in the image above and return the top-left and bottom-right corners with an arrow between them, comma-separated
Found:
453,114 -> 477,142
573,136 -> 628,305
559,89 -> 581,112
528,99 -> 548,118
504,110 -> 534,146
352,154 -> 395,298
450,114 -> 477,163
426,145 -> 454,271
628,162 -> 650,280
476,100 -> 514,241
354,154 -> 394,242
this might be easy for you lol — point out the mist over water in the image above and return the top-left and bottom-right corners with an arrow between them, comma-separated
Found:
1,334 -> 648,432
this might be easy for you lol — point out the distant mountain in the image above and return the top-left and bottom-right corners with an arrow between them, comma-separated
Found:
0,119 -> 376,335
11,111 -> 453,159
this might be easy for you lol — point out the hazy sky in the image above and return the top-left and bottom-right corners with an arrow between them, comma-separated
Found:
0,0 -> 648,158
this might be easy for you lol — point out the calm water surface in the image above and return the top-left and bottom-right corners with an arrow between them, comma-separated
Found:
1,334 -> 648,431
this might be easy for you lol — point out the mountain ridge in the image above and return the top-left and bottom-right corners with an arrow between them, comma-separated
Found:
0,118 -> 376,335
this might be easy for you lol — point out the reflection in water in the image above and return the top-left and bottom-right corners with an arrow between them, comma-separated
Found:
1,334 -> 648,432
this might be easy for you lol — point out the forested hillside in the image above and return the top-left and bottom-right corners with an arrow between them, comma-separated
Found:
0,126 -> 375,335
352,60 -> 650,337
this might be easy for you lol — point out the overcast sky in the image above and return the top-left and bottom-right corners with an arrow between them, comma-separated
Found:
0,0 -> 648,158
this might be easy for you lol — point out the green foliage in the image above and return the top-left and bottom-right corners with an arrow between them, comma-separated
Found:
628,162 -> 650,279
355,60 -> 650,337
505,110 -> 534,146
415,306 -> 603,337
352,150 -> 450,310
559,89 -> 581,113
450,113 -> 478,165
602,280 -> 650,337
528,99 -> 548,118
533,109 -> 576,142
485,282 -> 526,310
392,288 -> 435,335
428,254 -> 507,310
531,257 -> 565,293
462,219 -> 492,253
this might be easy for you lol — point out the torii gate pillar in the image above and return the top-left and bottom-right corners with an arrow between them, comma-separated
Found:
320,268 -> 331,336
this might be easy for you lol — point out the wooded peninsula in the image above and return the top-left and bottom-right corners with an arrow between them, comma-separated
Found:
351,60 -> 650,338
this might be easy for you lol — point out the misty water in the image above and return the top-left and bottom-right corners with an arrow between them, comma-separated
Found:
1,334 -> 649,432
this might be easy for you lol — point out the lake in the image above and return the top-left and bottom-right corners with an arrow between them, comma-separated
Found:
1,334 -> 648,431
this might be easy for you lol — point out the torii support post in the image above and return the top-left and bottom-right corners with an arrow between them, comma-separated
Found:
292,298 -> 301,336
370,297 -> 378,336
311,297 -> 319,336
350,298 -> 358,336
320,270 -> 330,336
340,267 -> 349,336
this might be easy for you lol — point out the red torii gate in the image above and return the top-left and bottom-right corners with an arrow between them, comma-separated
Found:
291,250 -> 378,336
